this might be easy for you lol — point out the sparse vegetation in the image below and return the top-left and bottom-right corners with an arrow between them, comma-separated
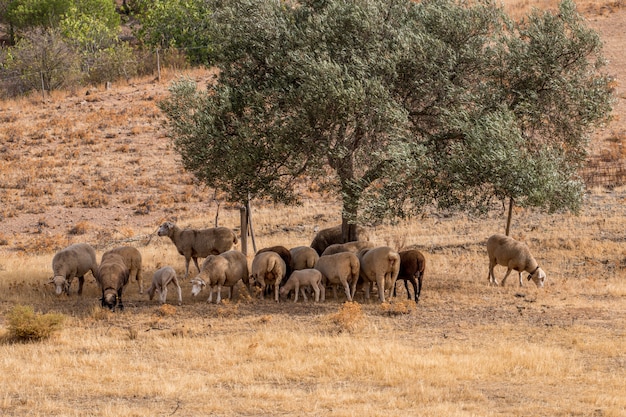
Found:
5,304 -> 65,342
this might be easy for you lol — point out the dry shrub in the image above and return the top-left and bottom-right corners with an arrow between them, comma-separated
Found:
18,234 -> 68,253
327,301 -> 365,333
68,221 -> 91,235
80,191 -> 109,208
90,306 -> 113,321
157,304 -> 177,316
380,299 -> 417,316
216,300 -> 240,318
6,305 -> 65,342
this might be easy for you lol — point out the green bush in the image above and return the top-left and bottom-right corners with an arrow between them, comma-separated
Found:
6,305 -> 65,342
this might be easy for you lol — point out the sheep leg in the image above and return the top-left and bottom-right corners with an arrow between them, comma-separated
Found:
517,272 -> 524,287
192,257 -> 201,274
500,268 -> 513,286
216,283 -> 223,304
312,284 -> 320,302
294,282 -> 300,303
160,286 -> 168,304
174,279 -> 182,305
488,264 -> 499,286
341,279 -> 352,302
376,275 -> 385,302
117,289 -> 124,311
184,258 -> 192,278
274,280 -> 280,303
77,275 -> 85,295
207,286 -> 214,303
415,273 -> 422,303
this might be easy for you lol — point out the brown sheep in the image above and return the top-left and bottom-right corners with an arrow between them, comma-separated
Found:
357,246 -> 400,303
157,221 -> 238,278
250,251 -> 286,302
102,246 -> 143,294
190,250 -> 249,303
310,224 -> 369,255
487,234 -> 546,287
393,249 -> 426,303
49,243 -> 98,296
321,240 -> 375,256
96,252 -> 130,311
314,252 -> 360,302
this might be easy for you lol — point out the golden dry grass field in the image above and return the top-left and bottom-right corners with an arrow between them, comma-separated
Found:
0,1 -> 625,416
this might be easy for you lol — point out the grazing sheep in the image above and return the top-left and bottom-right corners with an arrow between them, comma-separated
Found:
310,224 -> 369,255
96,252 -> 130,311
487,234 -> 546,288
393,249 -> 426,303
102,246 -> 143,294
289,246 -> 319,271
250,251 -> 286,302
279,269 -> 325,302
357,246 -> 400,303
147,266 -> 182,305
190,250 -> 249,304
321,240 -> 375,256
257,245 -> 292,285
157,221 -> 238,278
314,252 -> 360,302
49,243 -> 98,296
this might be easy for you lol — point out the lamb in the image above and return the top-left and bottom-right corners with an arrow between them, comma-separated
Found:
147,266 -> 182,305
102,246 -> 143,294
279,269 -> 325,302
49,243 -> 98,296
250,251 -> 286,302
289,246 -> 319,271
357,246 -> 400,303
190,250 -> 249,304
157,221 -> 238,278
487,234 -> 546,288
96,252 -> 130,311
321,240 -> 375,256
393,249 -> 426,303
310,224 -> 368,255
314,252 -> 360,302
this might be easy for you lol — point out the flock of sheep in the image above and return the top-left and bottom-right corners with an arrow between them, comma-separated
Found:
48,222 -> 546,311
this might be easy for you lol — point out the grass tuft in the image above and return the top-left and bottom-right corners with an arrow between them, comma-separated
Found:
5,305 -> 65,342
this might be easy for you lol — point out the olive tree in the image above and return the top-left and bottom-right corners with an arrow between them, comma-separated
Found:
159,0 -> 612,240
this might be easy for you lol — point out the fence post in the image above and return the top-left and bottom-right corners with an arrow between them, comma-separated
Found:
156,48 -> 161,82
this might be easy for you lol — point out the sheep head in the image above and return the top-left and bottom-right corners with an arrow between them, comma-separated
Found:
157,222 -> 175,237
527,267 -> 546,288
101,290 -> 118,311
50,275 -> 68,295
190,277 -> 206,296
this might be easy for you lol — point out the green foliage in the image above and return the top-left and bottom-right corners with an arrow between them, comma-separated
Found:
86,42 -> 138,84
6,0 -> 72,30
59,0 -> 121,53
160,0 -> 612,225
6,304 -> 65,342
132,0 -> 214,65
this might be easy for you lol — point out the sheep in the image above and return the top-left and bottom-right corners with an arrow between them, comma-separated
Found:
314,252 -> 360,302
357,246 -> 400,303
102,246 -> 143,294
250,251 -> 287,302
157,221 -> 238,278
393,249 -> 426,303
96,252 -> 130,311
256,245 -> 292,288
279,269 -> 325,302
49,243 -> 98,296
321,240 -> 375,256
310,224 -> 369,255
147,266 -> 182,305
487,234 -> 546,288
289,246 -> 319,271
190,250 -> 249,304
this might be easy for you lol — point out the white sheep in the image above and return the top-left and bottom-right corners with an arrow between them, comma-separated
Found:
310,224 -> 369,255
250,251 -> 286,302
289,246 -> 319,271
102,246 -> 143,293
321,240 -> 375,256
96,252 -> 130,311
487,234 -> 546,288
357,246 -> 400,303
157,221 -> 238,278
147,266 -> 182,305
279,269 -> 325,302
190,250 -> 249,303
314,251 -> 360,302
49,243 -> 98,296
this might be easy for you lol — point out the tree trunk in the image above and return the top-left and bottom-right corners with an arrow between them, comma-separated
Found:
505,197 -> 514,236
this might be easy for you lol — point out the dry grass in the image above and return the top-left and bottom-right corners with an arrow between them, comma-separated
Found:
0,4 -> 625,416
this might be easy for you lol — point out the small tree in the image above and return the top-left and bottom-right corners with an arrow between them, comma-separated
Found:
160,0 -> 612,239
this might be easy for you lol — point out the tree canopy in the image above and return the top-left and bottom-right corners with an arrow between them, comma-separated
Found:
159,0 -> 612,239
